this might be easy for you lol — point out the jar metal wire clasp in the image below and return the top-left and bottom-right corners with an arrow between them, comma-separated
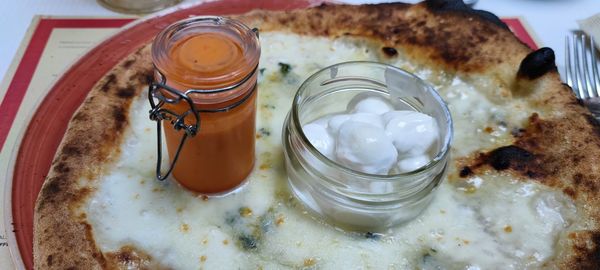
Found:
148,69 -> 200,181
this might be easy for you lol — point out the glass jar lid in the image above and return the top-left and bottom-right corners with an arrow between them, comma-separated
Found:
152,16 -> 260,91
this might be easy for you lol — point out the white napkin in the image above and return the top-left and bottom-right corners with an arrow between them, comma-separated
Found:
578,13 -> 600,49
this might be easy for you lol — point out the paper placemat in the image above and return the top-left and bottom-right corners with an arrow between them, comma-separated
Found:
0,15 -> 537,269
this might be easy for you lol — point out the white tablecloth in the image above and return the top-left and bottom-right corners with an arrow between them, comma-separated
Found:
1,0 -> 599,90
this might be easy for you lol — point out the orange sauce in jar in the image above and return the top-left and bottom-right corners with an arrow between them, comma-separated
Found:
151,17 -> 260,194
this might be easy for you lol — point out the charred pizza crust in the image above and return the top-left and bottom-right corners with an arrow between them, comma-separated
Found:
34,1 -> 600,269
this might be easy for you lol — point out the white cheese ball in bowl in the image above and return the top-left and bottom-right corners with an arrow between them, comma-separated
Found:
383,110 -> 439,156
335,121 -> 398,175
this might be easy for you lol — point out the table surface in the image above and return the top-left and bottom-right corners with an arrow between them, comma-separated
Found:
1,0 -> 599,93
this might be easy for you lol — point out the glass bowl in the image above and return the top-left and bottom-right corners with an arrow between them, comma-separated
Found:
282,61 -> 453,232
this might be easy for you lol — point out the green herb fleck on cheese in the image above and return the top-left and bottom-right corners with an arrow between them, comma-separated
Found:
225,212 -> 240,226
258,128 -> 271,137
238,234 -> 258,250
364,232 -> 382,240
225,208 -> 278,252
278,62 -> 292,75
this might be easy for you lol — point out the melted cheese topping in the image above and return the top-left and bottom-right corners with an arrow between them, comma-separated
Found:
85,32 -> 576,269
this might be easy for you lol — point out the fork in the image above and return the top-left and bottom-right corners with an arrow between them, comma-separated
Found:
565,33 -> 600,117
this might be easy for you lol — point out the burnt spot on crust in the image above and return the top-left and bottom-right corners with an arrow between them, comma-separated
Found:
122,59 -> 136,69
37,179 -> 91,217
128,70 -> 154,85
36,178 -> 62,210
424,0 -> 507,29
62,144 -> 82,157
517,47 -> 557,80
100,74 -> 116,92
46,254 -> 53,266
116,85 -> 136,98
462,112 -> 600,200
485,146 -> 534,171
565,231 -> 600,268
37,177 -> 92,210
43,179 -> 62,197
459,166 -> 472,177
112,105 -> 127,131
382,47 -> 398,57
466,145 -> 544,179
53,162 -> 70,174
573,173 -> 599,194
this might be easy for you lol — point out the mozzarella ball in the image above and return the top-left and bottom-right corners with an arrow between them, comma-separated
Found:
303,123 -> 335,159
349,112 -> 384,129
327,114 -> 351,135
349,96 -> 394,115
384,110 -> 439,155
397,155 -> 430,173
335,121 -> 397,175
311,115 -> 332,128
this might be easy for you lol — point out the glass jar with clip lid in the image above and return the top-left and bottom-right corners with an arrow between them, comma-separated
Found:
148,16 -> 260,195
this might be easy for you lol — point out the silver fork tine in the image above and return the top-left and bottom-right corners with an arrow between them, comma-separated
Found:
590,36 -> 600,96
566,36 -> 578,98
575,34 -> 589,99
573,36 -> 587,99
582,34 -> 597,97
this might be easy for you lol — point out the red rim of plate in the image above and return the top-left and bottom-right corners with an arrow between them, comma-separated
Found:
8,0 -> 318,268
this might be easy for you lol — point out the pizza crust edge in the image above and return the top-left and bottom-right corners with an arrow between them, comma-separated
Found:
33,46 -> 155,269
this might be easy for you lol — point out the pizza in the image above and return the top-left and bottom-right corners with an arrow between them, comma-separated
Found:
33,1 -> 600,269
